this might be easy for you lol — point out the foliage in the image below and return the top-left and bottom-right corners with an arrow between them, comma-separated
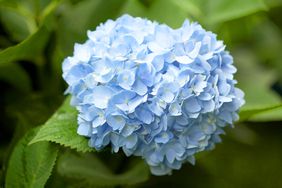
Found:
5,128 -> 58,188
57,152 -> 149,186
30,96 -> 93,153
1,0 -> 282,187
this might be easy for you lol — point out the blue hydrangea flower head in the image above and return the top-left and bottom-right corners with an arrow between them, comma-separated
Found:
62,14 -> 245,175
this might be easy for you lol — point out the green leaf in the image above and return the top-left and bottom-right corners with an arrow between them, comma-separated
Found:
29,96 -> 93,153
0,62 -> 31,92
251,106 -> 282,122
50,0 -> 126,83
121,0 -> 188,28
57,152 -> 150,186
197,126 -> 282,188
235,49 -> 281,105
205,0 -> 267,24
57,0 -> 127,56
239,104 -> 282,122
0,24 -> 50,64
235,49 -> 282,122
5,127 -> 58,188
0,0 -> 59,64
168,0 -> 203,19
171,0 -> 267,25
0,6 -> 35,42
264,0 -> 282,7
0,0 -> 57,42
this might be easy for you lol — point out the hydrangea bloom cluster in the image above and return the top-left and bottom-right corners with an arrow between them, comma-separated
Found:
62,14 -> 244,175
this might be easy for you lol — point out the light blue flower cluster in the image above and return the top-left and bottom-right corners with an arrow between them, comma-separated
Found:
62,15 -> 244,175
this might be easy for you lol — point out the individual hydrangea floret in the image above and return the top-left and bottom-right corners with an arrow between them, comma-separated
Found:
62,14 -> 245,175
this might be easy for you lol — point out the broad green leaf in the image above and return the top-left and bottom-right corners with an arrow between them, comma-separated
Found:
0,0 -> 59,64
29,97 -> 93,153
57,0 -> 127,56
248,105 -> 282,122
57,152 -> 150,186
235,49 -> 282,122
252,18 -> 282,82
205,0 -> 267,24
235,49 -> 281,106
264,0 -> 282,7
0,6 -> 35,42
0,0 -> 56,42
5,127 -> 58,188
121,0 -> 188,28
197,126 -> 282,188
167,0 -> 202,19
170,0 -> 267,26
0,62 -> 31,92
0,25 -> 50,64
1,93 -> 63,180
0,0 -> 52,13
239,104 -> 282,122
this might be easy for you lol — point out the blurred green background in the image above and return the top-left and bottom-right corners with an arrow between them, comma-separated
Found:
1,0 -> 282,187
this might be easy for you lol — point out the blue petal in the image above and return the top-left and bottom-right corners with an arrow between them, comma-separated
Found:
126,94 -> 147,113
106,114 -> 126,130
132,79 -> 148,95
77,123 -> 91,136
125,134 -> 138,149
64,64 -> 93,85
169,102 -> 182,116
183,97 -> 201,113
137,63 -> 155,87
152,56 -> 164,72
148,98 -> 165,116
135,105 -> 154,124
201,100 -> 215,112
74,43 -> 91,62
84,86 -> 114,109
177,69 -> 190,87
109,90 -> 134,105
121,124 -> 140,137
155,132 -> 172,144
92,114 -> 106,128
166,148 -> 176,163
117,69 -> 136,90
111,91 -> 146,113
186,41 -> 201,59
157,83 -> 179,103
175,55 -> 193,64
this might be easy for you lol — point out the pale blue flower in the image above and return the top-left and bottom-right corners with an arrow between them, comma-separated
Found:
62,14 -> 245,176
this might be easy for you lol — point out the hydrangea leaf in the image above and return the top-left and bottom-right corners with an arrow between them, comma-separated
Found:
239,104 -> 282,122
235,49 -> 282,122
57,152 -> 150,186
0,25 -> 50,64
170,0 -> 267,25
0,6 -> 35,42
205,0 -> 267,24
265,0 -> 282,7
0,0 -> 58,42
249,106 -> 282,121
121,0 -> 192,28
197,129 -> 282,188
5,127 -> 58,188
0,0 -> 59,64
57,0 -> 127,56
29,96 -> 94,153
0,62 -> 31,92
